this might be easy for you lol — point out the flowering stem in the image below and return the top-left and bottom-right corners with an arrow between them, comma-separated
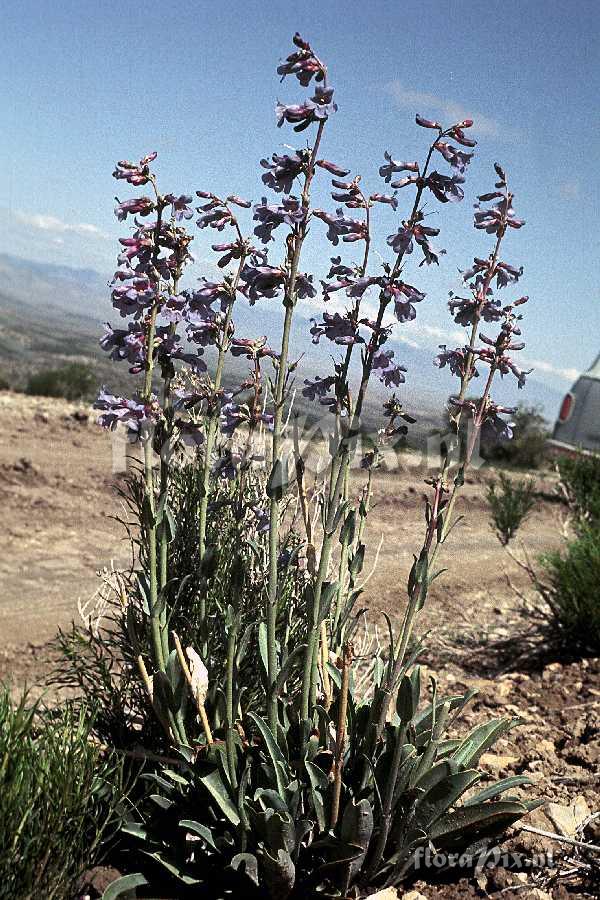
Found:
378,192 -> 512,736
197,245 -> 247,657
267,119 -> 326,733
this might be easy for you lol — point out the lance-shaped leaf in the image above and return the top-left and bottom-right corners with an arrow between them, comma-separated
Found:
430,799 -> 529,844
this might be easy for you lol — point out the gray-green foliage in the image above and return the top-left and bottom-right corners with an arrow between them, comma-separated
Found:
487,472 -> 536,545
108,665 -> 537,897
0,690 -> 127,900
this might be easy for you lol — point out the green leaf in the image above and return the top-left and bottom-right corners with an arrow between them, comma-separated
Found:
274,644 -> 307,697
430,799 -> 528,842
141,850 -> 201,885
463,775 -> 532,806
414,769 -> 482,831
452,718 -> 519,768
199,768 -> 240,825
231,853 -> 259,886
304,760 -> 328,831
180,819 -> 216,849
247,712 -> 289,797
102,873 -> 149,900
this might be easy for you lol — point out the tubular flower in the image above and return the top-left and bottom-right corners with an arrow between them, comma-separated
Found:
261,151 -> 306,193
112,151 -> 157,186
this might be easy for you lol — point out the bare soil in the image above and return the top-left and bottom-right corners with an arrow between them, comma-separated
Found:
0,392 -> 598,898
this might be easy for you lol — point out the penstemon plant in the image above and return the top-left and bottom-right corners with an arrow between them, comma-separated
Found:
91,33 -> 541,899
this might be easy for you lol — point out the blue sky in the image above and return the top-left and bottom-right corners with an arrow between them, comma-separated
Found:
0,0 -> 598,393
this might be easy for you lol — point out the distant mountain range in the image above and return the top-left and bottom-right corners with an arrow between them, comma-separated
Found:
0,252 -> 564,427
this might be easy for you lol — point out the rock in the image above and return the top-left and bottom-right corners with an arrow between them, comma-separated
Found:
546,795 -> 590,838
480,752 -> 519,770
401,891 -> 429,900
364,889 -> 399,900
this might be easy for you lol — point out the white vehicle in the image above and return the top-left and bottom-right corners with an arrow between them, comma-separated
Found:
549,353 -> 600,455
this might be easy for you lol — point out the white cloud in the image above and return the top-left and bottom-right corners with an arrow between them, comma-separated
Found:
386,81 -> 504,138
14,210 -> 109,240
522,357 -> 579,383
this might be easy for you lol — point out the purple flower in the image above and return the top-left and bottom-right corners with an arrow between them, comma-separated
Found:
316,159 -> 350,176
114,197 -> 155,221
196,196 -> 234,231
434,140 -> 474,174
326,256 -> 354,279
160,293 -> 188,323
379,151 -> 419,183
312,208 -> 367,245
387,223 -> 443,265
373,349 -> 407,387
240,264 -> 285,304
310,311 -> 361,346
495,261 -> 524,288
277,33 -> 326,86
253,196 -> 305,243
94,389 -> 158,440
426,172 -> 465,203
415,115 -> 442,129
474,194 -> 525,234
190,279 -> 232,314
100,322 -> 146,372
482,411 -> 515,442
164,194 -> 194,221
276,86 -> 337,132
296,272 -> 316,300
112,152 -> 157,186
449,124 -> 476,148
261,152 -> 306,193
302,374 -> 335,401
111,272 -> 156,317
171,349 -> 207,373
369,192 -> 398,211
383,279 -> 426,323
230,337 -> 279,360
434,345 -> 478,379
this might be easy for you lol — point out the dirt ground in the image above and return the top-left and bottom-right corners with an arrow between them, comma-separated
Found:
1,391 -> 598,898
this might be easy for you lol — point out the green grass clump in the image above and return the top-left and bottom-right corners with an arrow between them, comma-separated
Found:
0,690 -> 126,900
487,472 -> 536,545
541,527 -> 600,653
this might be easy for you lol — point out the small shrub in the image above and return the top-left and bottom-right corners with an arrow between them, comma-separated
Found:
487,472 -> 536,545
540,527 -> 600,652
0,374 -> 10,391
0,690 -> 127,900
25,361 -> 95,401
557,452 -> 600,531
484,405 -> 549,469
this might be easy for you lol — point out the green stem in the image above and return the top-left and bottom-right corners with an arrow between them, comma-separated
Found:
266,119 -> 326,733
